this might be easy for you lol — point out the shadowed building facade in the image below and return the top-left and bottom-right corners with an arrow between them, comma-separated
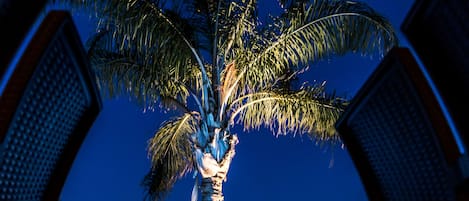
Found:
401,0 -> 469,147
0,11 -> 102,200
335,0 -> 469,200
336,47 -> 468,201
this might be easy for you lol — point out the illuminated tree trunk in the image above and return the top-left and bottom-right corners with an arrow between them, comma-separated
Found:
195,135 -> 238,201
200,174 -> 225,201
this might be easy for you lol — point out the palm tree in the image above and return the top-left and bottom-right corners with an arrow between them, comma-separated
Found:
53,0 -> 396,200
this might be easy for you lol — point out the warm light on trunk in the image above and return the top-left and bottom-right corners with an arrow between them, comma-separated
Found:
195,135 -> 238,201
201,176 -> 224,201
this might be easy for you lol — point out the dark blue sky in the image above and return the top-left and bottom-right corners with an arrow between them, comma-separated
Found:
60,1 -> 414,200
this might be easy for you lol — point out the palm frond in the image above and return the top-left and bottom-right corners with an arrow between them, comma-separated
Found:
89,46 -> 201,111
219,0 -> 258,60
220,61 -> 238,104
144,113 -> 199,200
86,14 -> 214,111
97,0 -> 197,68
76,0 -> 214,108
234,0 -> 397,95
229,85 -> 347,141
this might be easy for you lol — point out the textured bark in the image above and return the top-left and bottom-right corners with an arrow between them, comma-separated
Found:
197,135 -> 238,201
201,176 -> 224,201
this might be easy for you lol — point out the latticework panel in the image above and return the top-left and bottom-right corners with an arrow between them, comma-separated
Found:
347,65 -> 455,201
0,34 -> 91,200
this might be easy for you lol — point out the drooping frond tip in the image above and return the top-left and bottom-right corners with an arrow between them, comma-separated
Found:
143,113 -> 199,200
231,86 -> 347,142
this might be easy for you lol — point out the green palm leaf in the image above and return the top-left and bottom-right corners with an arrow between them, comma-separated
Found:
219,0 -> 257,59
230,0 -> 397,97
144,113 -> 199,200
85,12 -> 211,110
59,0 -> 211,110
89,45 -> 203,110
229,85 -> 346,140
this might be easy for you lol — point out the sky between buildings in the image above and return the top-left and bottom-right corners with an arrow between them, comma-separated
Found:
60,1 -> 415,200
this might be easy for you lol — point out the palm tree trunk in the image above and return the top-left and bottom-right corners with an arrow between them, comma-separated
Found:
200,175 -> 225,201
196,135 -> 238,201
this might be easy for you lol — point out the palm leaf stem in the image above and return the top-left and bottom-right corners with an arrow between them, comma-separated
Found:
223,0 -> 256,58
161,96 -> 191,114
143,0 -> 213,112
171,79 -> 206,118
229,92 -> 271,106
288,13 -> 393,43
218,0 -> 257,117
92,55 -> 205,115
164,114 -> 193,156
219,12 -> 394,119
229,96 -> 340,124
212,0 -> 223,119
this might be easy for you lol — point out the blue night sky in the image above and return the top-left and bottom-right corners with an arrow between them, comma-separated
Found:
60,1 -> 414,200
